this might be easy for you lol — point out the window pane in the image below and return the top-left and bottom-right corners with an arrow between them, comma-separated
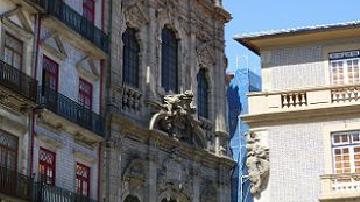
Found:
122,29 -> 140,88
333,131 -> 360,174
197,69 -> 208,118
161,27 -> 178,93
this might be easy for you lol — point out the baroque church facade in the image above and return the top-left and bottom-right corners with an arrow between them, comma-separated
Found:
0,0 -> 233,201
105,0 -> 233,201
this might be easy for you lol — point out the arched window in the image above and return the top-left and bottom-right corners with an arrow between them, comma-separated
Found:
161,27 -> 178,93
122,28 -> 140,88
124,195 -> 140,202
197,69 -> 208,118
161,199 -> 177,202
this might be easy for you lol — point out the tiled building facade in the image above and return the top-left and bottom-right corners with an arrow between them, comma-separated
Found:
236,22 -> 360,202
0,0 -> 233,202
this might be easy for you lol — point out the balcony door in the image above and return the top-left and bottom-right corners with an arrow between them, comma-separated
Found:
39,148 -> 56,186
83,0 -> 95,23
78,79 -> 93,126
42,56 -> 59,112
76,163 -> 90,197
0,131 -> 18,171
3,32 -> 23,90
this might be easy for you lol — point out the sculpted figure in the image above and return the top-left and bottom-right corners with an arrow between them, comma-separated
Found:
246,131 -> 269,197
149,90 -> 207,148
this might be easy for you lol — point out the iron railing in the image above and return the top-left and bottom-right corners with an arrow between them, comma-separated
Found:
37,87 -> 105,137
0,60 -> 37,102
33,182 -> 97,202
0,166 -> 33,201
29,0 -> 108,52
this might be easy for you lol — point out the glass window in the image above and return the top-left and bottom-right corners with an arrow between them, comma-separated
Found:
79,79 -> 93,109
39,148 -> 56,185
42,56 -> 59,91
0,131 -> 18,171
197,69 -> 208,118
161,27 -> 178,93
76,163 -> 91,197
4,33 -> 23,70
332,131 -> 360,174
122,29 -> 140,88
330,51 -> 360,85
83,0 -> 95,23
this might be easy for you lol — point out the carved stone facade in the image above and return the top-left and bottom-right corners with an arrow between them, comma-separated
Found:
105,0 -> 233,201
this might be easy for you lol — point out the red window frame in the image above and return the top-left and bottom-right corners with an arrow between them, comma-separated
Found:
39,148 -> 56,186
83,0 -> 95,23
79,78 -> 93,110
76,163 -> 91,197
42,56 -> 59,91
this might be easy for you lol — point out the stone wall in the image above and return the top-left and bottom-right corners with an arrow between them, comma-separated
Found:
106,0 -> 233,201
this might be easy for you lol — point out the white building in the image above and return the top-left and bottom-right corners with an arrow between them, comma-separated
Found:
235,22 -> 360,202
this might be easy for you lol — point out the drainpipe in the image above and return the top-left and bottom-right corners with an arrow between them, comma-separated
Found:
98,0 -> 106,199
29,14 -> 42,177
104,0 -> 113,201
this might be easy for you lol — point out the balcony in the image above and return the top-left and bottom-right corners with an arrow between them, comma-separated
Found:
320,174 -> 360,201
246,85 -> 360,116
29,0 -> 108,53
0,166 -> 33,201
0,60 -> 37,102
33,182 -> 97,202
37,87 -> 105,138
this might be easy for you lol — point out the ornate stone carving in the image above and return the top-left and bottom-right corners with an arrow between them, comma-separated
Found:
157,152 -> 192,202
197,40 -> 215,69
149,91 -> 207,149
122,158 -> 146,189
246,131 -> 269,197
123,0 -> 149,28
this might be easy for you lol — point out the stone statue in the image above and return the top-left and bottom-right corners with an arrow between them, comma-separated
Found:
149,90 -> 207,149
246,131 -> 269,197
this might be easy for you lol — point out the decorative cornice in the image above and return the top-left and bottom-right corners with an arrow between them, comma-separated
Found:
243,105 -> 360,127
110,113 -> 235,168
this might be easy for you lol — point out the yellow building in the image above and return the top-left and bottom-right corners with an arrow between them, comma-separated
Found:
235,21 -> 360,202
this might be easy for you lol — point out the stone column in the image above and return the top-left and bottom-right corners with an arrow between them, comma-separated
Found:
145,138 -> 158,202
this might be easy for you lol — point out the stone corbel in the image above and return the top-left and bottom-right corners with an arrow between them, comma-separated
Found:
41,32 -> 67,60
1,6 -> 32,33
76,56 -> 100,81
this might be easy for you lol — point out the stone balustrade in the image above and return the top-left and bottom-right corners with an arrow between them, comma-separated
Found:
248,85 -> 360,115
320,174 -> 360,201
114,84 -> 142,115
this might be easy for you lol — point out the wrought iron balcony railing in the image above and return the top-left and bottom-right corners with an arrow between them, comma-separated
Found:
37,87 -> 105,137
0,60 -> 38,102
33,182 -> 97,202
0,166 -> 33,201
30,0 -> 108,52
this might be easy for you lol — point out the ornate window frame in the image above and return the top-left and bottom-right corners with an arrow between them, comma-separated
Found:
156,21 -> 185,96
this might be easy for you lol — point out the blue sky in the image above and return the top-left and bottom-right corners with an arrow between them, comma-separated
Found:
224,0 -> 360,73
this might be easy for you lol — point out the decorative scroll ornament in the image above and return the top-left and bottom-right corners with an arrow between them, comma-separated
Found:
246,131 -> 269,197
149,91 -> 207,149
